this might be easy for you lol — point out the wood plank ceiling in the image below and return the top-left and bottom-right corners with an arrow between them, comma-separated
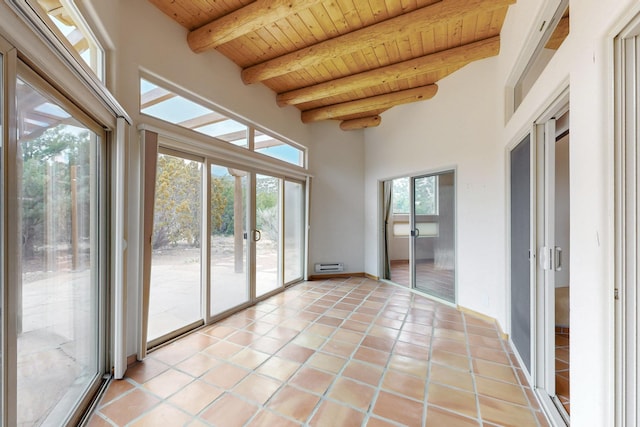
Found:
148,0 -> 516,130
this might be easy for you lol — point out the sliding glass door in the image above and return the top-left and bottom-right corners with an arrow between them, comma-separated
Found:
413,172 -> 456,302
383,170 -> 456,303
13,65 -> 106,426
143,140 -> 307,347
210,164 -> 249,316
284,180 -> 304,284
148,152 -> 203,343
255,174 -> 281,298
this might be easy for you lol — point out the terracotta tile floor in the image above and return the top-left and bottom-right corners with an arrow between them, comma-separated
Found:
88,278 -> 550,427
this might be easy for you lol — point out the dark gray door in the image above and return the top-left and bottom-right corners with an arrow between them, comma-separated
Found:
511,135 -> 531,373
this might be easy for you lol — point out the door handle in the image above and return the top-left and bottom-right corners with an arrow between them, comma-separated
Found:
540,246 -> 562,271
253,230 -> 262,242
554,246 -> 562,271
411,229 -> 420,237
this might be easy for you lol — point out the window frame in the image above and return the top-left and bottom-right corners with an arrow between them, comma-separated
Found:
4,58 -> 110,427
506,0 -> 569,117
12,0 -> 105,81
5,0 -> 130,123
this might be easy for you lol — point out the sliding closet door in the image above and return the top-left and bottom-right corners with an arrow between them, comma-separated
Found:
510,135 -> 532,372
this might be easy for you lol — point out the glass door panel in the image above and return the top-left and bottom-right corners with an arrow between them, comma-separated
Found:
284,180 -> 303,284
413,171 -> 456,302
255,174 -> 281,297
383,178 -> 410,287
16,76 -> 101,425
210,165 -> 248,316
148,153 -> 202,341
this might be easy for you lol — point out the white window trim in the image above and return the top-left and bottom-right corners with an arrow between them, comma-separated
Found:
138,122 -> 311,183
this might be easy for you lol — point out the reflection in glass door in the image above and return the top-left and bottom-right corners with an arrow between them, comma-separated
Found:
210,164 -> 248,316
255,174 -> 281,297
16,74 -> 103,425
413,172 -> 456,302
148,152 -> 203,342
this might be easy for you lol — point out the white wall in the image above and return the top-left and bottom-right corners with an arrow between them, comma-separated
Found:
364,56 -> 505,324
308,122 -> 365,275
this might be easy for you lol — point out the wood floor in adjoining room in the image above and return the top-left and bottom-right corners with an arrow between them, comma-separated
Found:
88,278 -> 549,427
390,260 -> 455,302
555,328 -> 570,414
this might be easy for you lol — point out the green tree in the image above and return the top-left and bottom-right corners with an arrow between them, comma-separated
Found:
211,176 -> 231,235
153,155 -> 202,249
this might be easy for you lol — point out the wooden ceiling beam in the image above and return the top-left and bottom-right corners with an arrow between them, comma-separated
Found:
188,0 -> 324,53
340,116 -> 382,131
301,85 -> 438,123
242,0 -> 515,84
277,36 -> 500,107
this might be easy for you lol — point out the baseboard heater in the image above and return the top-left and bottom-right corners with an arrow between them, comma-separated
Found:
314,262 -> 344,273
